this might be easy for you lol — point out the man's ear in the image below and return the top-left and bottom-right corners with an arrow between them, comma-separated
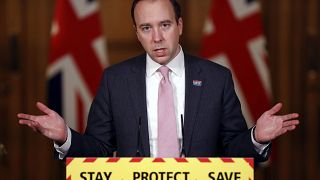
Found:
178,17 -> 183,35
133,25 -> 141,41
133,24 -> 137,32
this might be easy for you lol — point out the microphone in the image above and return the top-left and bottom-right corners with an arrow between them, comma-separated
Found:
136,117 -> 142,157
180,114 -> 186,157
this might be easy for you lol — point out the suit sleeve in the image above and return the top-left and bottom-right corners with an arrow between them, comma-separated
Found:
66,69 -> 116,157
220,70 -> 269,162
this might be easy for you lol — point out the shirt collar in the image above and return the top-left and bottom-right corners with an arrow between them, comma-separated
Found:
146,45 -> 185,77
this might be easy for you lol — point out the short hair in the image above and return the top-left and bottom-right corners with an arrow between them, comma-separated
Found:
131,0 -> 182,25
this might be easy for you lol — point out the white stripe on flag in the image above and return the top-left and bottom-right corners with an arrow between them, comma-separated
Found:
92,36 -> 109,68
70,0 -> 98,19
203,17 -> 215,35
228,0 -> 260,20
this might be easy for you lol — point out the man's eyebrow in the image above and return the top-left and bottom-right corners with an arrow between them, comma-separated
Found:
160,20 -> 173,24
138,23 -> 151,28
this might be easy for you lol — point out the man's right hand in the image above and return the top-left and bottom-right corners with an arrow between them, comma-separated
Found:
17,102 -> 68,145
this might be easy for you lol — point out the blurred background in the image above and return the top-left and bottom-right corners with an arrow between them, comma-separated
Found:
0,0 -> 319,179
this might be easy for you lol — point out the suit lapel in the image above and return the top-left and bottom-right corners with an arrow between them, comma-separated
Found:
184,55 -> 205,155
127,54 -> 150,157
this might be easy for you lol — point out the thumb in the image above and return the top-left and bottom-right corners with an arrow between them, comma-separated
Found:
266,103 -> 282,115
36,102 -> 53,115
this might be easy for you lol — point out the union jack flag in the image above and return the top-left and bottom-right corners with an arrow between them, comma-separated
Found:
47,0 -> 108,133
200,0 -> 271,126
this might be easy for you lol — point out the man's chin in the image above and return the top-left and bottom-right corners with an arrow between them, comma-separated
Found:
151,56 -> 170,65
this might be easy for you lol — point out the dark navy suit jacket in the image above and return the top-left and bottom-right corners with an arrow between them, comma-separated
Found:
63,53 -> 268,162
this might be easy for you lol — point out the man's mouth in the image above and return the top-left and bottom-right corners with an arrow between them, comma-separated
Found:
154,48 -> 166,56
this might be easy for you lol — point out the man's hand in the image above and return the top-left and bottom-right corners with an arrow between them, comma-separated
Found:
254,103 -> 299,144
17,102 -> 67,145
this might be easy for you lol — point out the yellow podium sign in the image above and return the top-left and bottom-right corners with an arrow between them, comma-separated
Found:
66,158 -> 253,180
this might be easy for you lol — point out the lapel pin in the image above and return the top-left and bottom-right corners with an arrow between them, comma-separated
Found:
192,80 -> 202,87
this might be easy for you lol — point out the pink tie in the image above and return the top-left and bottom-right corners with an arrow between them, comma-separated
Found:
157,66 -> 179,157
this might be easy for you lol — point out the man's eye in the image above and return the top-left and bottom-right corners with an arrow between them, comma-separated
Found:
142,26 -> 151,32
162,23 -> 171,28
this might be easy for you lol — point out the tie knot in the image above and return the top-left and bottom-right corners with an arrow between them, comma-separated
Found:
159,66 -> 170,79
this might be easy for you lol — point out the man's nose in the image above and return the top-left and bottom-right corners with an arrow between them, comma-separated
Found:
152,28 -> 164,42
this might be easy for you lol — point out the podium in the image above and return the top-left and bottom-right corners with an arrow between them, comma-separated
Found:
66,158 -> 253,180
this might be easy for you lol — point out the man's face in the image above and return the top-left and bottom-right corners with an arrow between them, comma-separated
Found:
134,0 -> 183,65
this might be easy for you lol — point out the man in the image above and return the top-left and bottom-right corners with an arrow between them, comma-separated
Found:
18,0 -> 299,162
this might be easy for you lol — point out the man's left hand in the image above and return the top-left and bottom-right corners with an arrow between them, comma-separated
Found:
254,103 -> 299,144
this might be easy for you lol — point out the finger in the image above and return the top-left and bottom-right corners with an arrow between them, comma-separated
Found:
287,125 -> 297,131
277,125 -> 297,137
36,102 -> 53,115
276,128 -> 288,137
283,120 -> 299,127
19,119 -> 33,126
28,122 -> 41,132
19,120 -> 43,133
27,123 -> 37,132
31,126 -> 37,132
20,119 -> 41,129
266,103 -> 282,115
17,113 -> 38,121
281,113 -> 299,121
283,125 -> 297,131
17,113 -> 26,119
